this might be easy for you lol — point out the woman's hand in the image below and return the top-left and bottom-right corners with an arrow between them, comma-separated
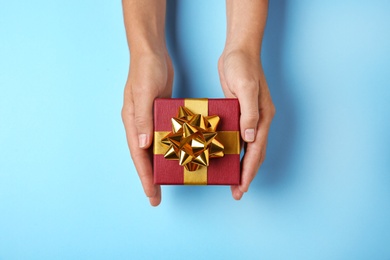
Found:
219,0 -> 274,200
122,0 -> 172,206
122,51 -> 173,206
218,49 -> 275,200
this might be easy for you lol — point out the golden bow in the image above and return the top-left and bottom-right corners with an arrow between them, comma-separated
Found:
161,106 -> 225,171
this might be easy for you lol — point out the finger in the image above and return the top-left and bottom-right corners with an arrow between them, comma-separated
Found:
129,140 -> 159,199
122,95 -> 160,200
234,82 -> 260,143
239,108 -> 273,193
132,84 -> 157,149
239,140 -> 265,193
230,185 -> 244,200
149,185 -> 162,206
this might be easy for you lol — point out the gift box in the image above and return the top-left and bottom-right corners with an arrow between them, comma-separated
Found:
153,98 -> 241,185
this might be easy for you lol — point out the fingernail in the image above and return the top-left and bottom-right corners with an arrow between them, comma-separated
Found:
138,134 -> 147,148
239,185 -> 248,193
244,129 -> 255,142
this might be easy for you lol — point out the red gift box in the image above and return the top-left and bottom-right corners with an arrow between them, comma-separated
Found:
153,98 -> 241,185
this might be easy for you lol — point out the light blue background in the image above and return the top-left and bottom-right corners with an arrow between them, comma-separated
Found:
1,0 -> 389,259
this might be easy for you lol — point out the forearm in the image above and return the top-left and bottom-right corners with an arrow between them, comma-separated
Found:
225,0 -> 268,56
122,0 -> 167,55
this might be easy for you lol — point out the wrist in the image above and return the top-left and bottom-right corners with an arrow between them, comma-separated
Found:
129,49 -> 173,77
128,33 -> 167,57
224,32 -> 263,57
222,44 -> 261,61
123,0 -> 167,58
224,0 -> 267,58
130,45 -> 168,60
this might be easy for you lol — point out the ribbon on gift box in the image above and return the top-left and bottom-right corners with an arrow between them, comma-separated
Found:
154,99 -> 240,185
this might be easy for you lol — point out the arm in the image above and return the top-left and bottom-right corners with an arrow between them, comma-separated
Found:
218,0 -> 275,200
122,0 -> 174,206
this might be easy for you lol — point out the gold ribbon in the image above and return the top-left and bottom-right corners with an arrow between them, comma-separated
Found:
154,99 -> 240,185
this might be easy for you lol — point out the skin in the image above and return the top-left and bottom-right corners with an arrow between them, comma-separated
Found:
122,0 -> 275,206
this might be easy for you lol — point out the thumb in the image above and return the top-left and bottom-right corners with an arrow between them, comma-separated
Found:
235,84 -> 260,143
133,88 -> 155,149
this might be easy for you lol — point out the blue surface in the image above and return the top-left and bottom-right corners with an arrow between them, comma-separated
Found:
1,0 -> 390,259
